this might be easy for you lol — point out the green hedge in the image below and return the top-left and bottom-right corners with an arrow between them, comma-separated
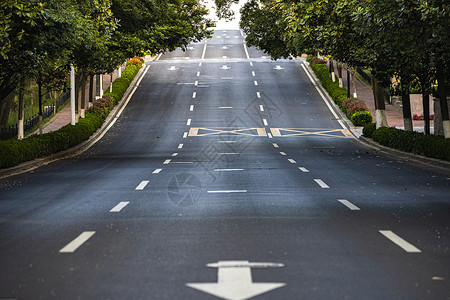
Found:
0,63 -> 142,169
363,124 -> 450,161
310,63 -> 372,126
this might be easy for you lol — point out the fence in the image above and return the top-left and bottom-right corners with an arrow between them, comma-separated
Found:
0,90 -> 71,140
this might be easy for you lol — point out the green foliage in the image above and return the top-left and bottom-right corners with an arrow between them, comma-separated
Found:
371,127 -> 450,161
306,54 -> 313,62
350,111 -> 372,126
362,123 -> 376,138
0,63 -> 142,168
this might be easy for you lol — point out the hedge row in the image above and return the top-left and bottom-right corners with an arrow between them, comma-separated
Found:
363,123 -> 450,161
0,60 -> 143,169
310,63 -> 372,126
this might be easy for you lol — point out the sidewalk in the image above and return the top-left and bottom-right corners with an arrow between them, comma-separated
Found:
29,67 -> 123,136
336,64 -> 433,133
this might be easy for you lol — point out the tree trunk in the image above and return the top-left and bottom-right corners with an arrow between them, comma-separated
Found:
337,63 -> 343,88
372,74 -> 388,128
351,69 -> 357,98
347,69 -> 351,99
110,73 -> 113,92
38,80 -> 43,134
18,80 -> 24,140
329,59 -> 336,82
401,79 -> 413,131
80,72 -> 86,118
89,74 -> 94,107
437,65 -> 450,138
0,92 -> 14,129
423,92 -> 430,135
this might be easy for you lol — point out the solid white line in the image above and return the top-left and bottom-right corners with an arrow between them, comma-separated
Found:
288,159 -> 296,164
190,105 -> 194,111
314,179 -> 329,188
163,159 -> 171,164
249,62 -> 253,66
298,167 -> 309,173
254,81 -> 258,86
219,107 -> 233,109
279,152 -> 287,156
59,231 -> 96,253
218,153 -> 239,155
259,105 -> 264,112
263,119 -> 268,126
243,43 -> 250,59
218,141 -> 236,143
171,162 -> 193,164
338,199 -> 360,211
116,66 -> 149,118
135,180 -> 149,190
201,43 -> 207,60
192,92 -> 196,99
183,132 -> 188,138
257,92 -> 261,98
379,230 -> 421,253
197,71 -> 200,77
153,168 -> 162,174
214,169 -> 244,172
172,153 -> 178,156
223,56 -> 228,59
155,53 -> 163,61
187,119 -> 191,125
110,201 -> 130,212
207,190 -> 247,193
272,143 -> 279,148
268,133 -> 273,139
252,71 -> 256,77
178,143 -> 184,149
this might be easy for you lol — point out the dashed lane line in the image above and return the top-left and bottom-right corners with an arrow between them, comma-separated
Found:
187,119 -> 192,126
263,119 -> 268,126
153,168 -> 162,174
207,190 -> 247,193
314,179 -> 330,188
260,105 -> 264,112
288,159 -> 296,164
280,152 -> 287,156
214,169 -> 244,172
273,143 -> 279,148
338,199 -> 360,211
379,230 -> 421,253
254,80 -> 258,86
59,231 -> 96,253
298,167 -> 309,173
257,92 -> 261,98
183,132 -> 188,138
135,180 -> 149,190
172,153 -> 178,156
163,159 -> 171,165
178,143 -> 184,149
110,202 -> 130,212
192,92 -> 196,99
190,105 -> 194,111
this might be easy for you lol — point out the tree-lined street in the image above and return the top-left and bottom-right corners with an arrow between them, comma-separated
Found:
0,29 -> 449,299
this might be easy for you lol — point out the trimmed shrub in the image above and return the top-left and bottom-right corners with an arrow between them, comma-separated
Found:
306,54 -> 313,62
309,56 -> 327,66
126,56 -> 144,66
350,111 -> 372,126
0,63 -> 142,169
362,123 -> 376,138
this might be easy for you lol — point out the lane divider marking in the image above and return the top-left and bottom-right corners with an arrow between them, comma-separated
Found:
197,71 -> 200,77
379,230 -> 421,253
59,231 -> 96,253
135,180 -> 149,190
254,81 -> 258,86
207,190 -> 247,193
153,169 -> 162,174
183,132 -> 188,138
178,143 -> 184,149
263,119 -> 268,126
172,153 -> 178,156
314,179 -> 329,188
163,159 -> 171,164
243,43 -> 250,59
192,92 -> 196,99
187,119 -> 191,126
219,106 -> 233,109
201,43 -> 207,60
273,143 -> 279,148
257,92 -> 261,98
252,71 -> 256,77
214,169 -> 244,172
110,202 -> 130,212
260,105 -> 264,112
250,62 -> 253,66
268,133 -> 273,138
218,153 -> 239,155
298,167 -> 309,173
190,105 -> 194,111
338,199 -> 360,211
279,152 -> 287,156
288,159 -> 296,164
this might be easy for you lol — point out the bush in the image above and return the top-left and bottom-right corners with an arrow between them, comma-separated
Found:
350,111 -> 372,126
126,57 -> 144,67
306,54 -> 313,62
0,63 -> 143,169
362,123 -> 376,138
309,56 -> 327,66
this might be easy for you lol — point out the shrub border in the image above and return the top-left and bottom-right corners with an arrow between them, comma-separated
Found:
0,62 -> 148,175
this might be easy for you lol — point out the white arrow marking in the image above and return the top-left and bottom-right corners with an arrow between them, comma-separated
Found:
274,65 -> 284,70
168,66 -> 177,71
187,261 -> 285,300
220,65 -> 230,70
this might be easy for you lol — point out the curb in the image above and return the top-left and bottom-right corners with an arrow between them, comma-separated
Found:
0,64 -> 150,179
301,60 -> 450,171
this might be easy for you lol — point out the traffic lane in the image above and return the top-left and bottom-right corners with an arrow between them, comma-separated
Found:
204,44 -> 247,59
158,41 -> 205,60
208,29 -> 244,45
251,60 -> 341,129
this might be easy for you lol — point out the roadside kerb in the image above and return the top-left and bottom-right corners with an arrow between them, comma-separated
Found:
0,64 -> 149,179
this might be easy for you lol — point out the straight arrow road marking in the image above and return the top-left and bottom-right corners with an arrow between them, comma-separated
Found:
379,230 -> 421,253
59,232 -> 95,253
110,202 -> 130,212
187,261 -> 285,300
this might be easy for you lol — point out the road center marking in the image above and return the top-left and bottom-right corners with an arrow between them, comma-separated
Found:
183,132 -> 188,138
279,152 -> 286,156
207,190 -> 247,193
214,169 -> 244,172
153,168 -> 162,174
163,159 -> 171,164
263,119 -> 268,126
178,143 -> 184,149
256,92 -> 261,98
172,153 -> 178,156
272,143 -> 279,148
192,92 -> 196,99
252,71 -> 256,77
110,202 -> 130,212
187,119 -> 191,126
298,167 -> 309,173
379,230 -> 421,253
135,180 -> 149,190
260,105 -> 264,112
59,231 -> 95,253
288,158 -> 296,164
254,81 -> 258,86
190,105 -> 194,111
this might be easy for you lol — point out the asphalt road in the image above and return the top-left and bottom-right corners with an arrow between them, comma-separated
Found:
0,30 -> 449,300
